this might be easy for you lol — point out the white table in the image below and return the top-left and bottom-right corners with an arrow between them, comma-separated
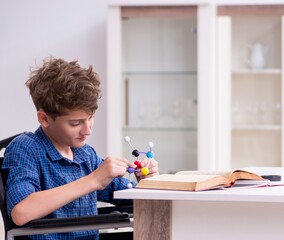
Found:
114,167 -> 284,240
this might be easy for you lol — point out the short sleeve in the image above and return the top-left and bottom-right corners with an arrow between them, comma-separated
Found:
3,136 -> 42,217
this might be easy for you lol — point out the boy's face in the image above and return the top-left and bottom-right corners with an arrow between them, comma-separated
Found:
40,109 -> 94,149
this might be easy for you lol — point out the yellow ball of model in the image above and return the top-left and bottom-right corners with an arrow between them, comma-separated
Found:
141,167 -> 149,176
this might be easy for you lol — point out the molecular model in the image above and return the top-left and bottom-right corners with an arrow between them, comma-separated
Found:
124,136 -> 154,189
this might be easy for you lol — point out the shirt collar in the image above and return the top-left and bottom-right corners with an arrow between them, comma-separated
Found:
35,127 -> 65,161
35,126 -> 88,164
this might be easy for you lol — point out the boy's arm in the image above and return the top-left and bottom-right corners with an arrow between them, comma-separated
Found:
11,156 -> 135,226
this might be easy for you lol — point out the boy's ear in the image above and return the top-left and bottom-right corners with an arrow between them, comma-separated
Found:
37,110 -> 50,128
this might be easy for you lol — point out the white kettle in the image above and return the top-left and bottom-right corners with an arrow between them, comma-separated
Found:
244,43 -> 267,69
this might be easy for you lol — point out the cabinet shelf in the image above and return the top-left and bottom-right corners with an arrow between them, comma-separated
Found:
123,71 -> 197,76
123,127 -> 197,132
232,125 -> 281,131
232,68 -> 281,75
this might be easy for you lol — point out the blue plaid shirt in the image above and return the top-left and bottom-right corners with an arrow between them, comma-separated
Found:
3,127 -> 134,240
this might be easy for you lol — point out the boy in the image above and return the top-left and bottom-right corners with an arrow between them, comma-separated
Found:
2,57 -> 158,239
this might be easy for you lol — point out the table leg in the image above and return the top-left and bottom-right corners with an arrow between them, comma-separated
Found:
134,200 -> 171,240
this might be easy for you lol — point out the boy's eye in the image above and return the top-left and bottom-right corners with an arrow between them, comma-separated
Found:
70,121 -> 80,126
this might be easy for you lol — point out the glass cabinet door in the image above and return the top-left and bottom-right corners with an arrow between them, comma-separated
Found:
121,7 -> 198,174
217,5 -> 284,169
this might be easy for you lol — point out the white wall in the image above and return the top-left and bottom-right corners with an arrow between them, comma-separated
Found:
0,0 -> 108,156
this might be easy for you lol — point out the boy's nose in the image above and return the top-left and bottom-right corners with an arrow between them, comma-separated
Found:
82,122 -> 92,136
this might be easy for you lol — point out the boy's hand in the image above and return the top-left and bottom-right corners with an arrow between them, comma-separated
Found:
92,156 -> 136,190
135,158 -> 159,181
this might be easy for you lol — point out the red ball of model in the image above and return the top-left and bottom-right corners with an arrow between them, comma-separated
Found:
134,160 -> 141,168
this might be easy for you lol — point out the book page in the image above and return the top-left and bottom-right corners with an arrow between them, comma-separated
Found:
234,179 -> 270,185
142,174 -> 221,182
222,179 -> 270,190
176,169 -> 262,180
176,170 -> 231,176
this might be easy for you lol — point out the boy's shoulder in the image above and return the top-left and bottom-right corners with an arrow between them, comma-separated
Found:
9,131 -> 38,146
5,129 -> 47,155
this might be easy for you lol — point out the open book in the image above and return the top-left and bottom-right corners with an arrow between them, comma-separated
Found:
136,169 -> 268,191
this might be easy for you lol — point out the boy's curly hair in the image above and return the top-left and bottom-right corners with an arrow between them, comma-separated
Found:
25,57 -> 101,119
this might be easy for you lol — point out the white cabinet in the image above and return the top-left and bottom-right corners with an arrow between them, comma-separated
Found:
107,4 -> 217,172
216,5 -> 284,169
107,2 -> 284,171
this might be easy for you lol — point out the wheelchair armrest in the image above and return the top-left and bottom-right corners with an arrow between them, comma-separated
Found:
98,204 -> 133,215
7,212 -> 133,239
27,211 -> 130,229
